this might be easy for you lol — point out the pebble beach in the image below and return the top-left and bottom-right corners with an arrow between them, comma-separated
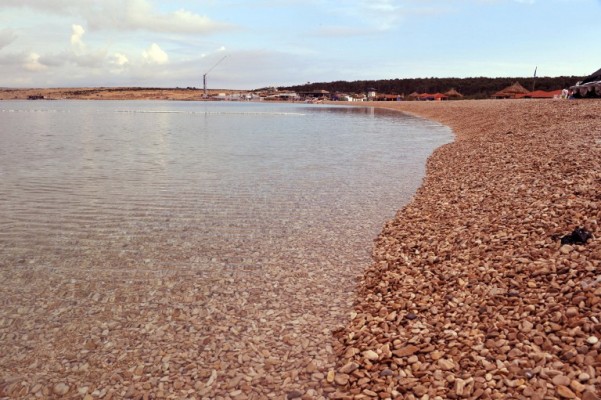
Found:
1,98 -> 600,400
331,99 -> 601,399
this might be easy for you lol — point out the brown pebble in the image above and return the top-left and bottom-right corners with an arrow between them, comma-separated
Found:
570,380 -> 586,393
334,373 -> 349,386
413,385 -> 427,396
287,390 -> 303,399
438,359 -> 455,371
393,345 -> 419,357
53,383 -> 69,396
552,375 -> 571,386
583,390 -> 601,400
557,385 -> 576,399
339,362 -> 359,374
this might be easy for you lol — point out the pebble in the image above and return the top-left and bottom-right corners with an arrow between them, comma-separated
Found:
363,350 -> 379,361
578,372 -> 591,382
53,383 -> 69,396
413,385 -> 427,396
287,390 -> 303,399
556,385 -> 577,399
552,375 -> 571,386
339,362 -> 359,374
334,373 -> 349,386
566,307 -> 579,317
583,391 -> 601,400
570,379 -> 586,393
438,359 -> 455,371
393,345 -> 419,357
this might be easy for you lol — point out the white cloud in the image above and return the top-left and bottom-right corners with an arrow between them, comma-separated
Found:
143,43 -> 168,65
70,24 -> 85,49
24,52 -> 47,71
0,0 -> 234,34
109,52 -> 129,74
111,52 -> 129,67
94,1 -> 233,34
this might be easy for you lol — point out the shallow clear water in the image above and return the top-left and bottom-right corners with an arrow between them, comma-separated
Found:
0,100 -> 452,396
0,101 -> 451,273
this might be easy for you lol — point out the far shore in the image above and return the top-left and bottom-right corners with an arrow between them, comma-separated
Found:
0,87 -> 243,101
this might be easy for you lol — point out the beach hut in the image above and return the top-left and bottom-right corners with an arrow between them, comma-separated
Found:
445,88 -> 464,100
407,92 -> 420,101
493,82 -> 530,99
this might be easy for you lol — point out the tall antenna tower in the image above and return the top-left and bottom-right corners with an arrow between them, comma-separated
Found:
203,55 -> 228,98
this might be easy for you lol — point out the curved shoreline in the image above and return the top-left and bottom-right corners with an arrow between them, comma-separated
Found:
332,99 -> 601,399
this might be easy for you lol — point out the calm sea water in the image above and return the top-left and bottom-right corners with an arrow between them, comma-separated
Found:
0,101 -> 451,273
0,100 -> 453,396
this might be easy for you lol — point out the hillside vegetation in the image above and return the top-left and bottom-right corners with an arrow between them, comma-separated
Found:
281,76 -> 582,99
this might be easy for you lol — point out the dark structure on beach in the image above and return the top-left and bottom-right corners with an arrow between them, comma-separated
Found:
570,67 -> 601,98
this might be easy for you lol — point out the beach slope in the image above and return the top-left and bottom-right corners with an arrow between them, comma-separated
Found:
333,99 -> 601,399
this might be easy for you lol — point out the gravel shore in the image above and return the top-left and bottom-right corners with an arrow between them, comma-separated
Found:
331,99 -> 601,399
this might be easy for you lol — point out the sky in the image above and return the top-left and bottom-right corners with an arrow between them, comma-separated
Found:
1,0 -> 600,89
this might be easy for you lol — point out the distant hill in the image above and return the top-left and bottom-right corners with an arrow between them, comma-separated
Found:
280,76 -> 583,99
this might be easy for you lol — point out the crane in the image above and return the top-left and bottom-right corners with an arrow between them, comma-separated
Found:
203,55 -> 228,98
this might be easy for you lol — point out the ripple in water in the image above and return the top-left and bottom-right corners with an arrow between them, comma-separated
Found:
0,100 -> 452,397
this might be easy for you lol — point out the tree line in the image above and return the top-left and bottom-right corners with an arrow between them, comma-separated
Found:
279,76 -> 584,99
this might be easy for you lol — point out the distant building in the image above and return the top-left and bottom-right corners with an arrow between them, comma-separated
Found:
366,88 -> 377,100
417,93 -> 448,101
264,92 -> 299,101
333,93 -> 353,101
516,89 -> 563,99
299,90 -> 331,100
493,82 -> 529,99
375,94 -> 403,101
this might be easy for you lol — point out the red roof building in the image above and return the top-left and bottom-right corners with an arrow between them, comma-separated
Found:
418,92 -> 448,101
516,89 -> 563,99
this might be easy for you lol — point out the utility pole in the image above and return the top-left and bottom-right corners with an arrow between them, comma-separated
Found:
203,55 -> 228,98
